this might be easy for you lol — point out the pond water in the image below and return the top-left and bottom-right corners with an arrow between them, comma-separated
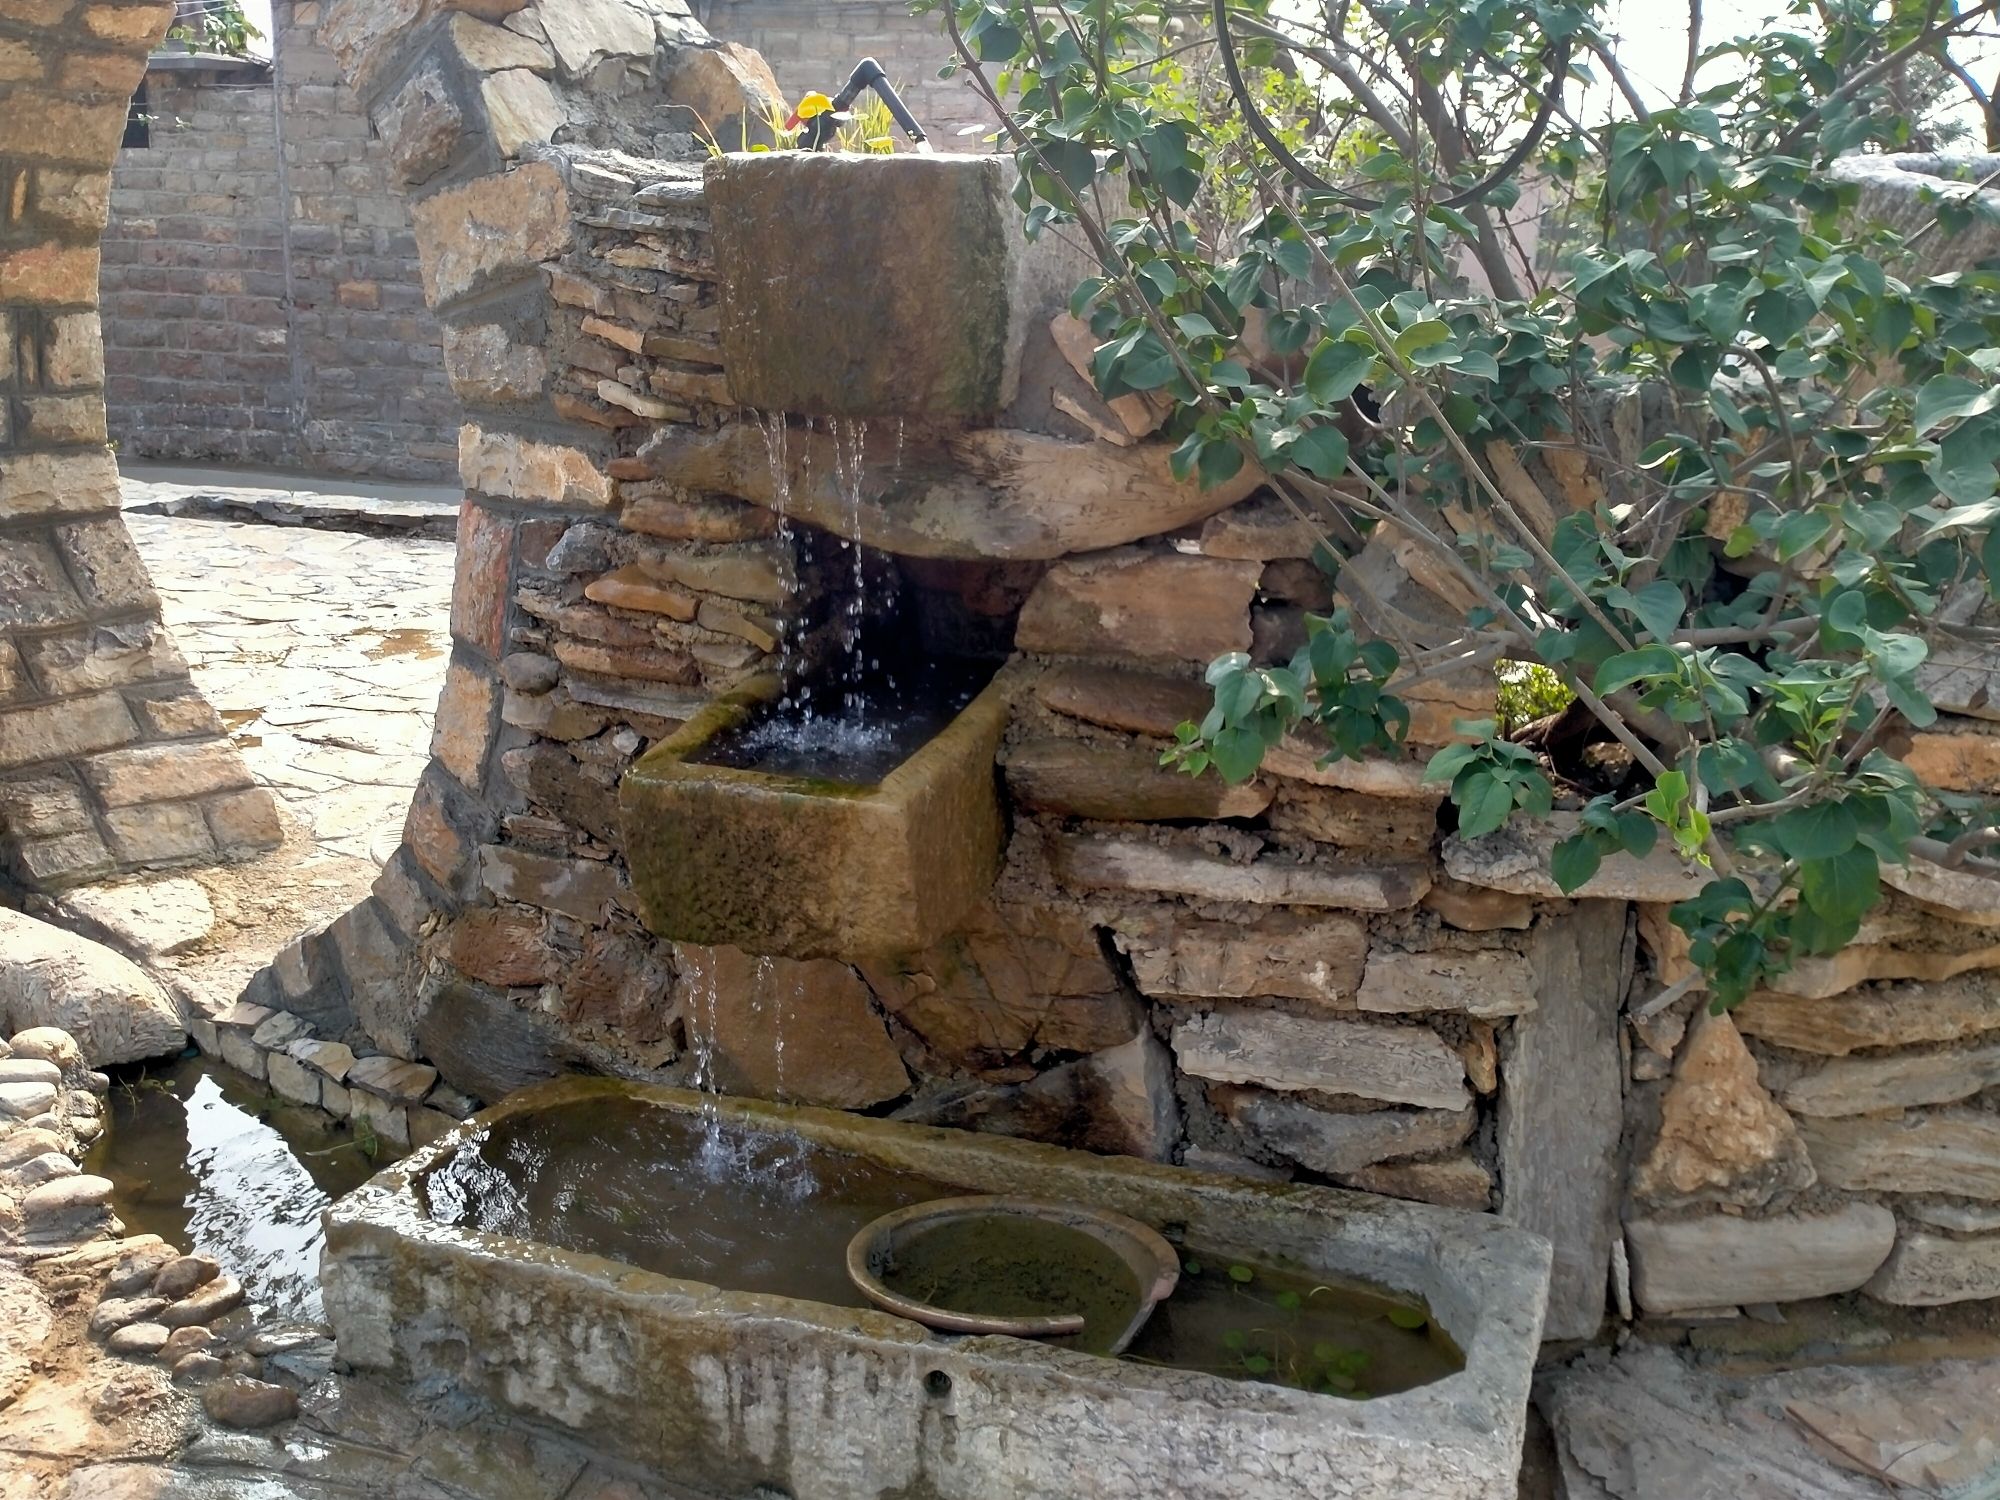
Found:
419,1098 -> 1462,1397
86,1053 -> 391,1320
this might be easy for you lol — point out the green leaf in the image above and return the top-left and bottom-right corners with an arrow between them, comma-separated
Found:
1771,800 -> 1858,862
1303,338 -> 1374,404
1393,319 -> 1452,358
1422,742 -> 1480,785
1174,312 -> 1220,339
1286,425 -> 1351,480
1455,771 -> 1515,839
1914,374 -> 2000,434
1798,844 -> 1880,926
1595,645 -> 1682,695
1387,1306 -> 1429,1330
1606,580 -> 1686,645
1551,833 -> 1604,893
1210,724 -> 1265,784
1228,1264 -> 1255,1284
1774,509 -> 1832,562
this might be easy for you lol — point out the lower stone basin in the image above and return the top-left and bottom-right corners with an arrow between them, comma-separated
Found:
619,667 -> 1012,960
322,1076 -> 1551,1500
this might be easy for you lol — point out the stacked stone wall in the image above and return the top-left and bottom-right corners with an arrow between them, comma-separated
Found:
0,0 -> 279,893
99,1 -> 459,479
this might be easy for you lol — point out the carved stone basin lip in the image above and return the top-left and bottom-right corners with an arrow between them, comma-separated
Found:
618,665 -> 1016,959
323,1076 -> 1554,1500
845,1194 -> 1182,1353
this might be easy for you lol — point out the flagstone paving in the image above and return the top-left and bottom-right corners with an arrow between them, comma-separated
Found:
123,508 -> 454,868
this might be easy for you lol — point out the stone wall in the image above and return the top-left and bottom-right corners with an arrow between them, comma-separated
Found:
99,0 -> 459,479
700,0 -> 988,149
0,0 -> 280,894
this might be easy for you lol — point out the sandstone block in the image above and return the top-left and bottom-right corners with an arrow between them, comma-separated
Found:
1798,1110 -> 2000,1199
537,0 -> 654,76
1734,974 -> 2000,1056
441,323 -> 547,404
1217,1086 -> 1474,1175
481,67 -> 562,157
412,161 -> 570,304
1356,947 -> 1536,1019
1172,1010 -> 1469,1110
458,425 -> 612,507
634,543 -> 791,606
1004,738 -> 1271,821
430,659 -> 497,790
0,451 -> 138,520
708,153 -> 1015,417
0,773 -> 93,837
1033,662 -> 1209,739
447,11 -> 552,71
478,845 -> 629,925
1268,783 -> 1440,850
20,620 -> 184,696
1865,1230 -> 2000,1306
1631,1010 -> 1814,1210
1780,1041 -> 2000,1117
1626,1204 -> 1897,1313
348,1054 -> 439,1103
80,739 -> 252,808
103,802 -> 214,863
1050,832 -> 1430,910
584,564 -> 699,620
1113,908 -> 1367,1006
0,535 -> 84,629
203,788 -> 282,854
661,40 -> 783,130
377,60 -> 462,185
1016,549 -> 1260,663
445,906 -> 552,987
1340,1154 -> 1494,1212
677,943 -> 908,1109
56,876 -> 215,957
54,518 -> 157,611
621,492 -> 776,544
415,978 -> 569,1101
0,243 -> 99,305
1444,812 -> 1709,901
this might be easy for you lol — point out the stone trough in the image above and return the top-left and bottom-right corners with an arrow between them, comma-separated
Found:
322,1076 -> 1551,1500
619,670 -> 1013,960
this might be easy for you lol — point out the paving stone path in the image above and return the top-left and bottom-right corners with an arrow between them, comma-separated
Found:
122,474 -> 455,868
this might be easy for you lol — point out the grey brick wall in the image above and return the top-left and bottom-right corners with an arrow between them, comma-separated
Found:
100,0 -> 458,480
700,0 -> 993,152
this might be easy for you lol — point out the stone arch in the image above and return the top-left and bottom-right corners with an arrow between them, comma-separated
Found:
0,0 -> 281,891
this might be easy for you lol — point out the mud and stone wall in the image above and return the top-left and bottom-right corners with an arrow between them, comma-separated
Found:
0,0 -> 280,894
99,2 -> 460,478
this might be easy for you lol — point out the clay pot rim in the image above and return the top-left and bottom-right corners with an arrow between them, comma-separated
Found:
845,1193 -> 1181,1352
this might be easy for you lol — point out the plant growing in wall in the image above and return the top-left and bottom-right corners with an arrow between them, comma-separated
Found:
927,0 -> 2000,1008
168,0 -> 263,57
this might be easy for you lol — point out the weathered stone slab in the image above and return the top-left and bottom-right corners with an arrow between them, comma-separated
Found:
1734,974 -> 2000,1056
1004,738 -> 1271,821
416,980 -> 571,1104
1626,1205 -> 1897,1313
1631,1011 -> 1813,1209
1356,948 -> 1536,1019
859,899 -> 1133,1075
1798,1110 -> 2000,1199
478,845 -> 629,925
1445,813 -> 1708,901
1498,901 -> 1630,1341
1762,935 -> 2000,1000
676,944 -> 908,1109
1016,549 -> 1260,664
1051,833 -> 1430,910
54,877 -> 214,957
1217,1086 -> 1473,1174
1881,856 -> 2000,924
1112,908 -> 1368,1006
1915,642 -> 2000,722
1171,1011 -> 1469,1110
1268,783 -> 1441,850
1422,879 -> 1535,932
1033,662 -> 1210,739
1779,1041 -> 2000,1116
708,153 -> 1016,418
1341,1154 -> 1494,1212
1865,1230 -> 2000,1305
347,1055 -> 438,1104
1909,1199 -> 2000,1233
459,426 -> 613,508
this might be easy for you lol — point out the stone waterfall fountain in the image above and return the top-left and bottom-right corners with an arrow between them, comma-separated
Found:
323,152 -> 1553,1500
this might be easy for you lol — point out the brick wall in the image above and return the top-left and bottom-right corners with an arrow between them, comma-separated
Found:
700,0 -> 991,151
100,0 -> 458,480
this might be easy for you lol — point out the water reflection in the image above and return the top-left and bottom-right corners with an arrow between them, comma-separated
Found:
86,1055 -> 390,1320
